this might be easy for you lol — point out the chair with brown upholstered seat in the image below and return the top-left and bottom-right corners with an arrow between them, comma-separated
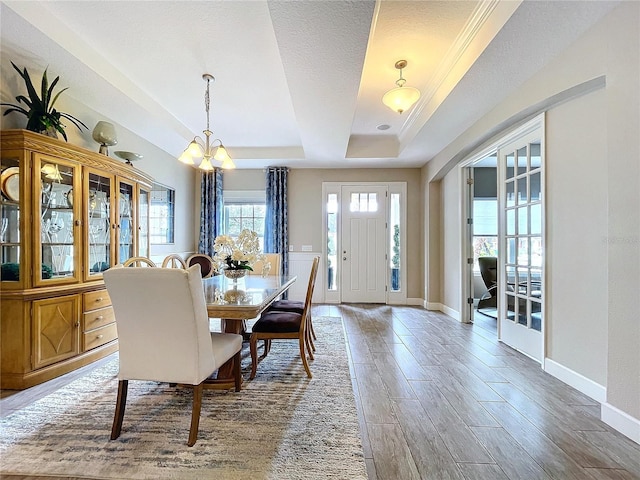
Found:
103,265 -> 243,446
186,253 -> 216,278
249,256 -> 319,379
264,257 -> 319,353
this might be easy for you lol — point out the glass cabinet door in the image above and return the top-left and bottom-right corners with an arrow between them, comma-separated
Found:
117,180 -> 135,264
1,151 -> 23,286
36,156 -> 81,285
137,186 -> 150,259
85,170 -> 114,280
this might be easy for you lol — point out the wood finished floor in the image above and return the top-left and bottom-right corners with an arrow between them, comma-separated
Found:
2,304 -> 639,480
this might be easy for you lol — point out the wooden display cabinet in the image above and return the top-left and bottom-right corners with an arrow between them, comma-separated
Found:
0,130 -> 154,389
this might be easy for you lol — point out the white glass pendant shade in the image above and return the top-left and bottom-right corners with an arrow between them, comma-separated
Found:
220,157 -> 236,170
199,157 -> 214,171
178,150 -> 194,165
382,86 -> 421,114
187,140 -> 203,158
213,144 -> 229,162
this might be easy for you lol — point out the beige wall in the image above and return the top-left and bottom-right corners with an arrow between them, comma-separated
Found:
545,89 -> 608,386
424,2 -> 639,428
290,168 -> 423,300
219,167 -> 424,300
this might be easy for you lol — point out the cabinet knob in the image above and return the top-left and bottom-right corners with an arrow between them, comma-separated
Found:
75,220 -> 81,226
96,334 -> 104,339
95,298 -> 103,302
96,315 -> 104,320
75,322 -> 80,327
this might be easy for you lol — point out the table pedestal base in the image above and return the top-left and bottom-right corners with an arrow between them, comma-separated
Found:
202,317 -> 247,390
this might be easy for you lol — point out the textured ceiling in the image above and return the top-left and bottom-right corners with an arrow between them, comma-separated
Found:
0,0 -> 618,169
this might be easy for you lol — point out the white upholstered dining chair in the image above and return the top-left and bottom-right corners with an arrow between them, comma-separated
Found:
103,264 -> 243,446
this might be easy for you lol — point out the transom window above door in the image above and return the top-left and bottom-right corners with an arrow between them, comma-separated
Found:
349,192 -> 378,212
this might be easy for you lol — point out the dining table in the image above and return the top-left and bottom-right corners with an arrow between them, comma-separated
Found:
201,273 -> 297,389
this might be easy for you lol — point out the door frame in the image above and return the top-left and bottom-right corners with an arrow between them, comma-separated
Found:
322,181 -> 407,305
459,114 -> 546,362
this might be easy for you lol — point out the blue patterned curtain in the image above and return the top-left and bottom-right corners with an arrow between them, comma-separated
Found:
265,167 -> 289,275
198,168 -> 223,256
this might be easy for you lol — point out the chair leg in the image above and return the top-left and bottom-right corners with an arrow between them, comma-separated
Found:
264,339 -> 271,355
249,334 -> 259,380
299,336 -> 312,379
111,380 -> 128,440
188,382 -> 204,447
233,351 -> 242,392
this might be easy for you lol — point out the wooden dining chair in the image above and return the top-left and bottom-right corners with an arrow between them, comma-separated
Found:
264,256 -> 320,353
249,256 -> 319,379
186,253 -> 216,278
161,253 -> 187,269
122,256 -> 156,267
248,253 -> 281,276
103,265 -> 243,446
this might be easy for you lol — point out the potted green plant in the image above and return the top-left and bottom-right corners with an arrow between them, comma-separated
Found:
391,224 -> 400,290
1,62 -> 87,141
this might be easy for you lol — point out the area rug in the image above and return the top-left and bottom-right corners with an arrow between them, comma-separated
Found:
0,317 -> 366,480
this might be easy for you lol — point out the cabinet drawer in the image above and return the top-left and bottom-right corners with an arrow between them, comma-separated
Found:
83,323 -> 117,351
83,306 -> 115,331
84,290 -> 112,311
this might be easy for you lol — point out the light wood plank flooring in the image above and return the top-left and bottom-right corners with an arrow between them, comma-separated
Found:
2,304 -> 639,480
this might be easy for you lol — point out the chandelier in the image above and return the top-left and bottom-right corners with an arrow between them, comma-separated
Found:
382,60 -> 421,114
179,74 -> 235,170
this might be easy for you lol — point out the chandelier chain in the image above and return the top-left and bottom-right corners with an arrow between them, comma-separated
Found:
205,78 -> 211,132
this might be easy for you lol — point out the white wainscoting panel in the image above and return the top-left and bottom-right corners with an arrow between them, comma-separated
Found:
288,252 -> 322,302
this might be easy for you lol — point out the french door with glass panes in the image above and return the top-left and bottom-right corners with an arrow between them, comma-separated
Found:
499,128 -> 544,362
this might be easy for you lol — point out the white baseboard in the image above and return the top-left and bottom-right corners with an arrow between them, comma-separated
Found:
406,297 -> 424,306
425,301 -> 440,310
601,402 -> 640,445
440,304 -> 459,321
544,359 -> 606,403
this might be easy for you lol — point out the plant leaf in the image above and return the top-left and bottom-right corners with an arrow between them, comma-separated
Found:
49,88 -> 69,111
2,107 -> 29,117
47,76 -> 61,109
60,112 -> 88,130
20,67 -> 44,112
41,68 -> 49,109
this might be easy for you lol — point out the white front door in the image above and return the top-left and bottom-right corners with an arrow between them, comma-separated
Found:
341,185 -> 387,303
498,129 -> 544,362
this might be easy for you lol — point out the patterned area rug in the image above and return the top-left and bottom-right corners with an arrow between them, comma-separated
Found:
0,317 -> 366,480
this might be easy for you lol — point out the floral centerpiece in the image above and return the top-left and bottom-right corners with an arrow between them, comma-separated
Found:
212,229 -> 265,279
